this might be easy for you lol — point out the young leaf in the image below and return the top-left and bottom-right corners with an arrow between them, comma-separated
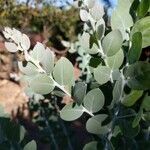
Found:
86,114 -> 110,134
73,82 -> 87,105
102,30 -> 123,56
60,103 -> 84,121
24,140 -> 37,150
80,9 -> 89,22
90,1 -> 104,21
111,0 -> 133,39
5,42 -> 18,53
29,74 -> 55,95
83,141 -> 98,150
122,90 -> 143,107
106,49 -> 124,69
128,32 -> 142,64
53,57 -> 74,85
21,34 -> 30,51
83,88 -> 104,113
40,48 -> 55,74
131,16 -> 150,48
94,66 -> 111,85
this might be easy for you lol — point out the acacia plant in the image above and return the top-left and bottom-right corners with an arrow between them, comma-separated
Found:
2,0 -> 150,149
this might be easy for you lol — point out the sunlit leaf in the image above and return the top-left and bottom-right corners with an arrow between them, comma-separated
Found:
80,9 -> 89,22
102,30 -> 123,56
5,42 -> 18,53
53,57 -> 74,85
21,34 -> 30,50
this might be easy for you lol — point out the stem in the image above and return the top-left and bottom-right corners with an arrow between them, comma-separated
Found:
54,81 -> 71,97
24,50 -> 46,73
82,106 -> 94,117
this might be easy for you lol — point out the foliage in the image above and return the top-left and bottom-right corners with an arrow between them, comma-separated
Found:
1,0 -> 150,149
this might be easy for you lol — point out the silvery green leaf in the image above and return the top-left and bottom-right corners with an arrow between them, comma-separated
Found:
60,102 -> 84,121
83,141 -> 98,150
29,74 -> 55,95
73,82 -> 87,105
86,114 -> 110,134
121,90 -> 143,107
53,57 -> 74,85
31,42 -> 45,61
90,1 -> 104,21
21,34 -> 30,50
112,69 -> 121,81
87,43 -> 99,54
106,49 -> 124,69
80,9 -> 89,22
111,0 -> 133,39
84,0 -> 95,9
131,16 -> 150,48
102,30 -> 123,57
83,88 -> 104,113
5,42 -> 18,53
18,61 -> 38,75
40,47 -> 55,74
80,32 -> 90,49
24,140 -> 37,150
94,66 -> 111,85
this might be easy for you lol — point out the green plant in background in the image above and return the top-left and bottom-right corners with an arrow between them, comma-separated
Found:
2,0 -> 150,149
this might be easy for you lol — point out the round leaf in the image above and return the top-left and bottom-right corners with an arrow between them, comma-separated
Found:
94,66 -> 111,85
80,9 -> 89,22
5,42 -> 18,53
106,48 -> 124,69
83,88 -> 104,113
83,141 -> 98,150
29,74 -> 55,95
131,16 -> 150,48
60,103 -> 84,121
24,140 -> 37,150
102,30 -> 123,56
53,57 -> 74,85
21,34 -> 30,50
86,114 -> 110,134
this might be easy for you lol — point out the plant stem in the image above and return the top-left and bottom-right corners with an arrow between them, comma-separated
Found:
82,106 -> 94,117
